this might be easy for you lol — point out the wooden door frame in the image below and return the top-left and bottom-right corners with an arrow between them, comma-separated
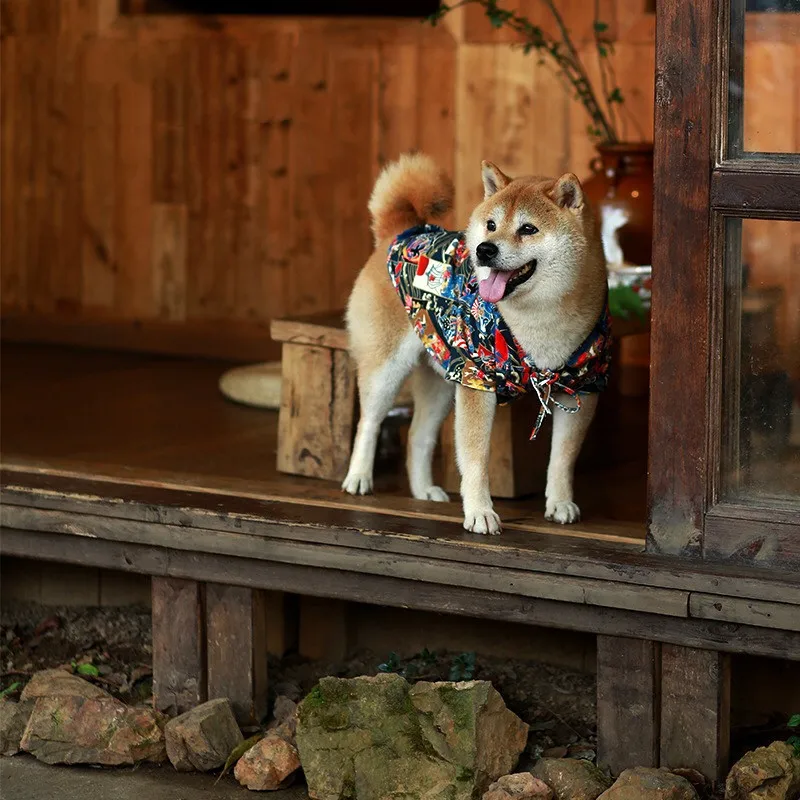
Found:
649,0 -> 800,568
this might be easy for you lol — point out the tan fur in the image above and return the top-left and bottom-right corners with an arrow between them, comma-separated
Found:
368,153 -> 454,243
343,154 -> 607,534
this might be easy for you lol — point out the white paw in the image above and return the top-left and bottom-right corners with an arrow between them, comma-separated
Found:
545,500 -> 581,524
463,508 -> 502,536
424,486 -> 449,503
342,473 -> 373,496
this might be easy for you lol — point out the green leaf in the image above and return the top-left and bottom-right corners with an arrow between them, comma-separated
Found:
608,87 -> 624,104
215,733 -> 264,785
378,652 -> 400,673
593,20 -> 609,32
0,682 -> 21,698
608,285 -> 646,320
76,663 -> 100,678
788,714 -> 800,729
598,45 -> 608,58
787,734 -> 800,758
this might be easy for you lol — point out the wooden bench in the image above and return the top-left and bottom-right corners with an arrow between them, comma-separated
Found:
271,311 -> 651,498
2,466 -> 799,781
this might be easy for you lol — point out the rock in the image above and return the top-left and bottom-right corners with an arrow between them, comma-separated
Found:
165,698 -> 243,772
270,696 -> 298,739
0,699 -> 35,756
21,694 -> 165,765
597,768 -> 699,800
725,740 -> 800,800
532,758 -> 612,800
21,669 -> 109,701
296,673 -> 529,800
234,729 -> 301,790
484,773 -> 554,800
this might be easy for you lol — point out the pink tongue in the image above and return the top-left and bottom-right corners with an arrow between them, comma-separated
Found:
479,270 -> 512,303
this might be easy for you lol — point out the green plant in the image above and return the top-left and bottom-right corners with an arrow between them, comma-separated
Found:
608,284 -> 646,320
449,652 -> 477,682
428,0 -> 628,142
0,682 -> 21,699
788,714 -> 800,757
71,661 -> 100,678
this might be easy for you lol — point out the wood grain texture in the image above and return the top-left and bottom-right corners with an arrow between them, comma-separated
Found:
647,0 -> 715,558
151,576 -> 206,716
659,644 -> 731,781
596,636 -> 660,773
4,526 -> 800,661
276,342 -> 356,481
206,584 -> 268,725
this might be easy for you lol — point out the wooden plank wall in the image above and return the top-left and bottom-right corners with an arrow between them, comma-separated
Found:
0,0 -> 654,360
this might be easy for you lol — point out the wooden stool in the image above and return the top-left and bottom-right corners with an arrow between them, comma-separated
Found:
271,313 -> 356,482
271,311 -> 650,496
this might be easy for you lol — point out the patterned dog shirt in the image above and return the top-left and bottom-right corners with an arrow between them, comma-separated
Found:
386,224 -> 612,438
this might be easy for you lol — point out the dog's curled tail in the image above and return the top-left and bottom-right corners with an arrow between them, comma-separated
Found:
368,153 -> 454,243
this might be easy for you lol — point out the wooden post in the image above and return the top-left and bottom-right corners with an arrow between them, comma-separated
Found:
276,342 -> 356,481
660,644 -> 731,781
596,636 -> 660,773
152,577 -> 205,716
206,585 -> 269,726
298,596 -> 353,661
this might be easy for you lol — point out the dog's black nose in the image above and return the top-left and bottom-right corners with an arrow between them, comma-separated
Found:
476,241 -> 499,264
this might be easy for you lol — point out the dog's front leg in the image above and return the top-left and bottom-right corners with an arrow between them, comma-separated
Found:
545,392 -> 599,524
455,385 -> 501,535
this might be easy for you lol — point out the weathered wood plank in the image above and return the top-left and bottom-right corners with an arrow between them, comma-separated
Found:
3,471 -> 799,604
4,527 -> 800,660
270,313 -> 349,351
276,343 -> 356,481
660,644 -> 731,781
298,596 -> 353,661
151,576 -> 206,716
0,505 -> 691,617
648,0 -> 715,556
596,636 -> 660,773
690,593 -> 800,632
206,584 -> 268,725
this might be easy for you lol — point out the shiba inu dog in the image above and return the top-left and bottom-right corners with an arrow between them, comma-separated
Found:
342,153 -> 610,535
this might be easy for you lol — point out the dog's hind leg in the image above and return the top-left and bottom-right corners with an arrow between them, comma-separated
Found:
544,392 -> 599,523
406,363 -> 455,502
342,330 -> 421,496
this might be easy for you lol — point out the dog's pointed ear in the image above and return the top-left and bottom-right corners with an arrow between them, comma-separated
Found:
552,173 -> 584,211
482,161 -> 511,198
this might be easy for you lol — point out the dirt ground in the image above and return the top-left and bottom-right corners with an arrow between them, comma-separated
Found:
0,601 -> 784,798
1,601 -> 597,762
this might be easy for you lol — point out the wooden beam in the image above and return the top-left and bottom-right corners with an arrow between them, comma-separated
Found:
206,584 -> 268,726
5,528 -> 800,661
152,577 -> 206,715
596,636 -> 660,773
660,644 -> 731,781
648,0 -> 716,556
0,310 -> 280,363
299,596 -> 353,661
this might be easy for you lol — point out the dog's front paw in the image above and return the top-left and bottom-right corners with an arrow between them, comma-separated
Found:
342,473 -> 374,496
545,500 -> 581,524
424,486 -> 449,503
463,508 -> 502,535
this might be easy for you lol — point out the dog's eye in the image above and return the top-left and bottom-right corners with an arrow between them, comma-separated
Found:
518,223 -> 538,236
486,220 -> 496,232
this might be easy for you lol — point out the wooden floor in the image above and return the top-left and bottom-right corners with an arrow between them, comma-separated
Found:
0,343 -> 648,542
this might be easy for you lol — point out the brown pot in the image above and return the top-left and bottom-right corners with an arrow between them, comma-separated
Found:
582,142 -> 654,267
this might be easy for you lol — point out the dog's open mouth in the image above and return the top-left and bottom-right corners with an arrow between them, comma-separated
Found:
478,260 -> 537,303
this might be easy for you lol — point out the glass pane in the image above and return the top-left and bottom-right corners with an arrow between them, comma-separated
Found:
728,0 -> 800,156
722,218 -> 800,505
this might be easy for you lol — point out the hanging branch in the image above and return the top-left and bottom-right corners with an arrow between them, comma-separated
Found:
428,0 -> 623,143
